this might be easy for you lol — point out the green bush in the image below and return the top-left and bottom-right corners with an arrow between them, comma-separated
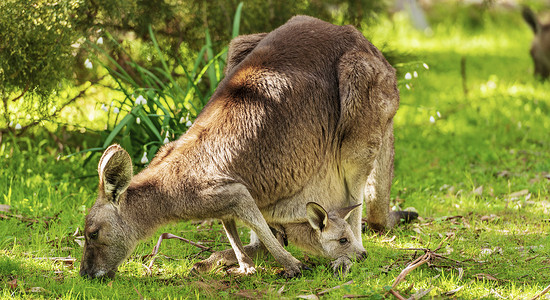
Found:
0,0 -> 89,123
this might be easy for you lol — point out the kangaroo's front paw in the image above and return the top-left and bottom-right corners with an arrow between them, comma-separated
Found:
278,261 -> 310,278
331,256 -> 353,278
228,264 -> 256,275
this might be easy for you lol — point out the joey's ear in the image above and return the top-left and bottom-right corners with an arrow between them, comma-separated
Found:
306,202 -> 328,231
98,144 -> 133,204
335,203 -> 362,221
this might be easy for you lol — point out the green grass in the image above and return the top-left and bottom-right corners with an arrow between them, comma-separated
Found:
1,6 -> 550,299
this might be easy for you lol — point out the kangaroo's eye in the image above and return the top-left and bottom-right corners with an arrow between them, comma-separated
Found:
89,230 -> 99,240
339,238 -> 348,245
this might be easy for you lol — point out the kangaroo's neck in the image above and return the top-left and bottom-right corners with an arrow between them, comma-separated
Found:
120,162 -> 200,239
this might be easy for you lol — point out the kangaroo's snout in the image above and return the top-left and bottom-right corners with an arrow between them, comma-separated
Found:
357,250 -> 368,261
79,267 -> 116,280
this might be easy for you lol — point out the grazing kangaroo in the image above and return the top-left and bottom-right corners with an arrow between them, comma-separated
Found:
522,6 -> 550,79
80,15 -> 413,279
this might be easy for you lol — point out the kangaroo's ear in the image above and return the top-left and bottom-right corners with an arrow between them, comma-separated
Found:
335,203 -> 362,221
522,6 -> 540,34
306,202 -> 328,231
225,33 -> 267,75
98,144 -> 133,204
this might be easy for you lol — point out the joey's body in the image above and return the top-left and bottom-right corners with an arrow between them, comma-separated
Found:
81,16 -> 406,279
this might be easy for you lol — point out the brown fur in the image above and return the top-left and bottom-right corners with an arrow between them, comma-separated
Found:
523,6 -> 550,79
80,15 -> 404,279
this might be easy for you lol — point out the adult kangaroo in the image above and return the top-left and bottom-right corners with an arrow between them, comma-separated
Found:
80,15 -> 411,279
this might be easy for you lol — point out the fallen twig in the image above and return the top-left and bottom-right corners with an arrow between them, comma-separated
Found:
387,236 -> 454,298
530,283 -> 550,300
143,232 -> 212,274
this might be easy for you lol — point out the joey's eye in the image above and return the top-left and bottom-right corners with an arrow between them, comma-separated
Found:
339,238 -> 348,245
89,230 -> 99,240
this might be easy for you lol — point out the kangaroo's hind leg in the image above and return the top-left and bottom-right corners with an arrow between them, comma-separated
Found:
337,46 -> 401,238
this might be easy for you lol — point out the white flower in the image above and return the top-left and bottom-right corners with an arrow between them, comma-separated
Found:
113,107 -> 120,114
413,71 -> 418,78
429,116 -> 435,123
15,123 -> 22,130
404,72 -> 412,80
163,137 -> 169,144
9,121 -> 13,127
136,117 -> 141,124
423,63 -> 429,69
140,152 -> 149,164
405,84 -> 411,90
84,58 -> 93,69
179,116 -> 185,124
437,111 -> 441,118
186,120 -> 193,127
100,104 -> 108,112
97,37 -> 103,45
135,95 -> 147,105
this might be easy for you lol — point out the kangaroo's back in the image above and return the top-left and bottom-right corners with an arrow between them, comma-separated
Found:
179,16 -> 396,209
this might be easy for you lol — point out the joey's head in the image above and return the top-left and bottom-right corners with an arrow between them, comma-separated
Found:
306,202 -> 367,262
80,145 -> 138,279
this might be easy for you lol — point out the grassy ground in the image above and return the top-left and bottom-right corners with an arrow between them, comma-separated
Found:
1,5 -> 550,299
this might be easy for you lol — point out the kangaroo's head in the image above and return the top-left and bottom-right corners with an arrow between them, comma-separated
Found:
306,202 -> 367,261
522,6 -> 550,79
80,145 -> 138,279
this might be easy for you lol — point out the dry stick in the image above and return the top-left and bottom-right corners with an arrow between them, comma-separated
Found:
391,252 -> 432,290
388,236 -> 453,299
389,289 -> 407,300
144,232 -> 212,274
530,283 -> 550,300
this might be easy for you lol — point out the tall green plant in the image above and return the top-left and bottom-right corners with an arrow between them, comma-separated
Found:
79,3 -> 243,165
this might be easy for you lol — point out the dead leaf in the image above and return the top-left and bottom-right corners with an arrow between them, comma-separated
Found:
382,235 -> 396,243
0,204 -> 10,212
457,268 -> 464,281
277,285 -> 285,295
74,237 -> 85,247
508,189 -> 529,199
480,247 -> 502,256
411,287 -> 433,298
445,285 -> 463,296
473,186 -> 483,197
475,273 -> 499,281
496,170 -> 511,178
480,214 -> 497,222
28,287 -> 46,293
8,278 -> 17,289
